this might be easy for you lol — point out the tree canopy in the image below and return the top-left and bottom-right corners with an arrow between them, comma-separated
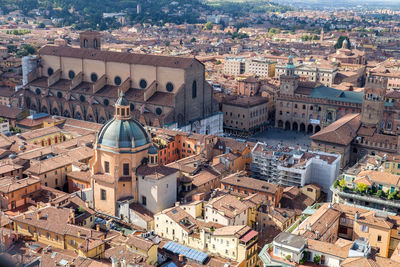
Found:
334,36 -> 351,49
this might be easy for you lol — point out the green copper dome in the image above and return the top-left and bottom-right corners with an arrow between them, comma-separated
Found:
97,118 -> 150,149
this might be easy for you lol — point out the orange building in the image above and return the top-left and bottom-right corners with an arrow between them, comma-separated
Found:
151,129 -> 217,165
67,169 -> 91,193
0,177 -> 41,210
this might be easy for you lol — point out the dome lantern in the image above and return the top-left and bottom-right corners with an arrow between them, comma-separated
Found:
115,91 -> 130,120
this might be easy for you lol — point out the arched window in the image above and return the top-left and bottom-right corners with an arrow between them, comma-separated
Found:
79,95 -> 85,102
156,107 -> 162,115
139,79 -> 147,89
47,67 -> 54,76
68,70 -> 75,79
91,73 -> 98,83
103,99 -> 109,106
327,112 -> 333,121
114,76 -> 121,86
57,92 -> 62,98
35,88 -> 41,95
130,103 -> 135,111
94,39 -> 98,48
55,137 -> 58,143
166,82 -> 174,92
84,39 -> 88,48
192,80 -> 197,98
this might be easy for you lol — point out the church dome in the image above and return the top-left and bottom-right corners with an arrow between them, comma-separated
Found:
97,118 -> 150,149
97,91 -> 150,149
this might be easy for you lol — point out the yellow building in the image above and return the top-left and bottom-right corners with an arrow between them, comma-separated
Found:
353,211 -> 393,258
126,235 -> 158,265
11,206 -> 105,258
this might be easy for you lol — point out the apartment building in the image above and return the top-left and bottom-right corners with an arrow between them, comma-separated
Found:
25,146 -> 93,189
332,153 -> 400,213
105,235 -> 158,265
11,206 -> 105,258
204,194 -> 248,226
224,57 -> 246,76
275,61 -> 338,86
220,172 -> 283,207
294,203 -> 400,259
251,142 -> 340,199
245,58 -> 274,77
154,206 -> 258,266
333,170 -> 400,213
260,232 -> 377,267
0,162 -> 23,178
224,57 -> 275,77
0,176 -> 41,210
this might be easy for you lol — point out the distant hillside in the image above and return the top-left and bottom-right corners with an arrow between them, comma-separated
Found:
1,0 -> 207,29
0,0 -> 291,29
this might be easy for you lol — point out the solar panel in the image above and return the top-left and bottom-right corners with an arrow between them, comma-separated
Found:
164,241 -> 208,264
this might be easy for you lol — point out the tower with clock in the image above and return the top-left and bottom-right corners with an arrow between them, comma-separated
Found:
280,55 -> 299,96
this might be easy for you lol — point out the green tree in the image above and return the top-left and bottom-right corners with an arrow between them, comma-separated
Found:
339,179 -> 346,188
333,180 -> 340,188
16,44 -> 36,58
375,190 -> 384,197
313,255 -> 321,264
204,21 -> 213,31
334,36 -> 351,49
37,22 -> 46,28
357,183 -> 368,193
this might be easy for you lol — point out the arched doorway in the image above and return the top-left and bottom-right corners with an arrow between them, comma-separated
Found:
307,124 -> 313,133
315,125 -> 321,133
278,120 -> 283,128
41,106 -> 48,113
52,108 -> 59,115
63,110 -> 70,117
87,114 -> 94,122
300,123 -> 305,132
285,121 -> 291,130
292,122 -> 298,131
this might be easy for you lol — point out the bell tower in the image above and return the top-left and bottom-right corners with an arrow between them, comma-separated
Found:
360,74 -> 387,129
280,55 -> 298,96
79,30 -> 101,50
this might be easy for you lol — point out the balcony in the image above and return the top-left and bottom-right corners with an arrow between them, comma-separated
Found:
331,185 -> 400,210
